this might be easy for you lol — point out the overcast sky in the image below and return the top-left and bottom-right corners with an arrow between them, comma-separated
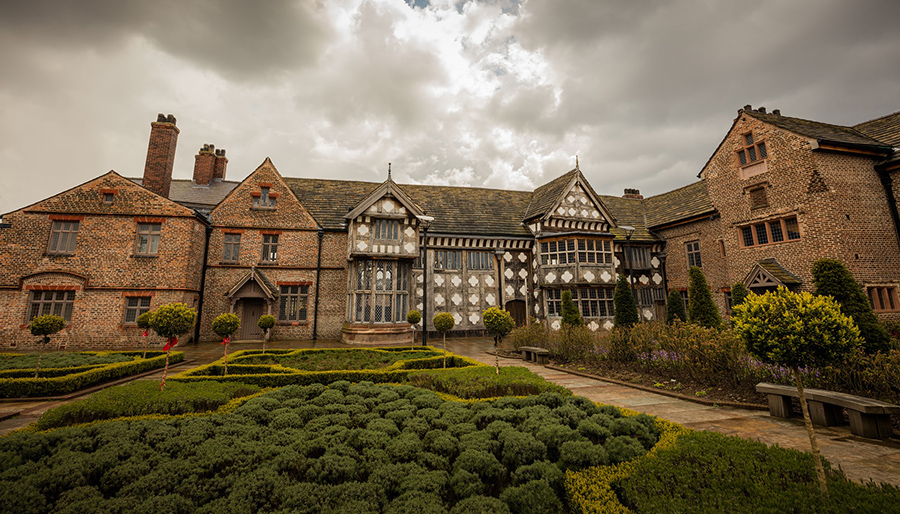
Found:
1,0 -> 899,215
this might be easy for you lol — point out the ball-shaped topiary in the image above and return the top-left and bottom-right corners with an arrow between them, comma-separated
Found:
148,303 -> 196,341
258,314 -> 276,331
433,312 -> 455,333
407,309 -> 422,325
212,313 -> 241,339
687,266 -> 721,328
136,311 -> 153,332
29,314 -> 66,338
483,307 -> 514,340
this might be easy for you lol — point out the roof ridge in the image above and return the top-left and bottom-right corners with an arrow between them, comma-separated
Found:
854,109 -> 900,128
644,180 -> 704,200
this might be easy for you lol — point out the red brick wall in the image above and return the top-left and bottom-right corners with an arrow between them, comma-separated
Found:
142,116 -> 179,198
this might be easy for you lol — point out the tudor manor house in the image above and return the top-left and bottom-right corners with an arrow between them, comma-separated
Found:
2,106 -> 900,348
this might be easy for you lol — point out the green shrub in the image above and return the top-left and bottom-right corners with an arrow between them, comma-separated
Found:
148,303 -> 196,342
407,310 -> 422,325
687,266 -> 721,328
0,352 -> 134,371
613,275 -> 639,328
812,258 -> 892,354
35,380 -> 261,430
28,315 -> 66,338
258,314 -> 276,331
433,312 -> 455,333
450,495 -> 510,514
546,325 -> 596,362
560,290 -> 583,327
404,366 -> 569,399
499,479 -> 565,514
665,289 -> 685,324
483,307 -> 515,342
211,313 -> 240,340
508,321 -> 549,351
730,282 -> 750,310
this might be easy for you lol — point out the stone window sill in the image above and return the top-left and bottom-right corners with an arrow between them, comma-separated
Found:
133,254 -> 159,259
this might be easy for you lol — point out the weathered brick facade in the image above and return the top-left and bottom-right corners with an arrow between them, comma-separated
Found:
2,107 -> 899,348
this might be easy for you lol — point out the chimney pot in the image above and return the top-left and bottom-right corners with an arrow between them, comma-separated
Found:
156,113 -> 166,122
758,106 -> 767,114
143,114 -> 180,197
166,114 -> 176,124
744,104 -> 752,111
773,109 -> 781,116
623,188 -> 643,199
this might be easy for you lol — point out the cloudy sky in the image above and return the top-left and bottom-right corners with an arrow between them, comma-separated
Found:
1,0 -> 899,215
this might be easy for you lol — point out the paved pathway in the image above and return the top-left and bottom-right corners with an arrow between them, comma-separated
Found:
2,337 -> 899,487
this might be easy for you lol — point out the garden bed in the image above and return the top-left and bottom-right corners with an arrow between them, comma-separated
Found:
0,351 -> 184,398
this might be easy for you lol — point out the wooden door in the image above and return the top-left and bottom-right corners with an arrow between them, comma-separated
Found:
241,299 -> 266,340
505,300 -> 526,327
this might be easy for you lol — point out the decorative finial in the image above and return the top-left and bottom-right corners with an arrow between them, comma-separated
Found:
575,155 -> 579,170
388,162 -> 392,181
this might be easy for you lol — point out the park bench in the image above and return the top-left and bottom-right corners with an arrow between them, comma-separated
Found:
519,346 -> 550,365
756,382 -> 900,439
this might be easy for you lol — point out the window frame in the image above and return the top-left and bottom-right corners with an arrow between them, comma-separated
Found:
261,234 -> 279,263
351,260 -> 410,323
223,233 -> 241,263
737,132 -> 768,167
134,223 -> 161,256
252,186 -> 277,209
540,238 -> 613,266
546,288 -> 614,318
868,286 -> 899,312
373,219 -> 400,240
48,220 -> 80,255
686,241 -> 702,268
739,216 -> 801,248
467,251 -> 494,270
278,285 -> 310,322
123,296 -> 152,325
434,250 -> 462,270
28,290 -> 76,322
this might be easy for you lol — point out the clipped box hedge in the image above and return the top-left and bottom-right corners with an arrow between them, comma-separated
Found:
170,347 -> 484,388
0,351 -> 184,398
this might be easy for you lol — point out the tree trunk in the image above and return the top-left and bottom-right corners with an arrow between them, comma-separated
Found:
793,367 -> 828,496
158,350 -> 170,391
442,333 -> 447,369
142,333 -> 148,359
34,349 -> 43,379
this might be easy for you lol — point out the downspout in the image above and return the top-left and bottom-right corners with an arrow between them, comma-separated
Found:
878,171 -> 900,252
193,222 -> 213,344
313,227 -> 324,340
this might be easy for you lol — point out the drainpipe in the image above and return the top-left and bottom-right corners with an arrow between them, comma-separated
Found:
313,227 -> 324,340
422,225 -> 429,347
193,222 -> 213,344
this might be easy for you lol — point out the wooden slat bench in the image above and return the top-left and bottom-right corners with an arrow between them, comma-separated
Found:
519,346 -> 550,365
756,382 -> 900,439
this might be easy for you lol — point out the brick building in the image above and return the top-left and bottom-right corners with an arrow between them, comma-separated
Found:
1,107 -> 898,348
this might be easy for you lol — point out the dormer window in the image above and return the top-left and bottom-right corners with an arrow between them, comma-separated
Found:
252,186 -> 277,208
738,133 -> 767,166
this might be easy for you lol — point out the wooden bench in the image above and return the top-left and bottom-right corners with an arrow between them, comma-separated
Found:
756,382 -> 900,439
519,346 -> 550,365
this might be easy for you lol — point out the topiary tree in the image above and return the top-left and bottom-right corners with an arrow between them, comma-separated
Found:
258,314 -> 276,352
407,309 -> 422,344
730,283 -> 750,311
137,311 -> 154,359
560,290 -> 583,327
687,266 -> 721,328
28,314 -> 66,379
812,258 -> 891,354
733,287 -> 862,496
433,312 -> 455,369
148,303 -> 196,390
665,289 -> 685,324
483,306 -> 515,374
613,274 -> 639,328
212,313 -> 241,376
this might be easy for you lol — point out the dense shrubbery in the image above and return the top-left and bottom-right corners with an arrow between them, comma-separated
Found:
612,430 -> 900,513
34,380 -> 262,430
0,384 -> 656,513
236,349 -> 444,371
507,321 -> 550,351
0,352 -> 136,371
404,366 -> 570,399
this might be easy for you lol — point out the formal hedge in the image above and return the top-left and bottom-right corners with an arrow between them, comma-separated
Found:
404,366 -> 571,399
0,351 -> 184,398
170,347 -> 484,388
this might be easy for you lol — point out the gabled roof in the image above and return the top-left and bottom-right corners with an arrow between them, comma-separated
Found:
225,266 -> 279,300
854,110 -> 900,147
745,258 -> 802,288
344,176 -> 425,221
523,170 -> 575,221
643,181 -> 716,229
745,110 -> 891,151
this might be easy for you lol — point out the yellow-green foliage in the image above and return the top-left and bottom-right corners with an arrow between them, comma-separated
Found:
0,351 -> 184,398
433,312 -> 455,332
211,313 -> 241,338
407,309 -> 422,325
28,315 -> 66,337
148,303 -> 196,339
171,347 -> 485,387
565,417 -> 687,514
483,307 -> 515,338
733,287 -> 862,369
258,314 -> 276,330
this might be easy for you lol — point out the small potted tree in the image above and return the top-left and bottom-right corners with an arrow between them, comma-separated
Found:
28,314 -> 66,379
137,311 -> 153,359
407,309 -> 422,343
432,312 -> 455,368
258,314 -> 276,353
212,313 -> 241,376
148,303 -> 196,390
482,307 -> 514,374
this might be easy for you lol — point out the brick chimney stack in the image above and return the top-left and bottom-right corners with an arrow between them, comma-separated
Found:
623,188 -> 643,199
213,148 -> 228,181
193,144 -> 217,185
142,114 -> 179,198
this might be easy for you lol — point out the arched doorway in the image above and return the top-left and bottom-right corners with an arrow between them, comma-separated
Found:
505,299 -> 526,327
